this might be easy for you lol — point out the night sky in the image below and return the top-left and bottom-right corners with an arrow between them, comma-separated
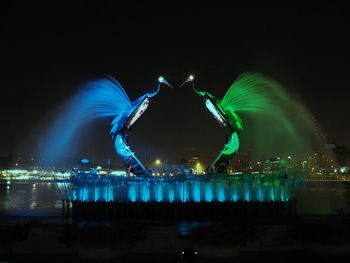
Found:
1,4 -> 349,166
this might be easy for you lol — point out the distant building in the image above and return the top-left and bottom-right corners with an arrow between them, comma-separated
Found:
187,156 -> 205,173
229,152 -> 250,172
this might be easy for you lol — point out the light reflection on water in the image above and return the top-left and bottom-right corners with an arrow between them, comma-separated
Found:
0,182 -> 61,212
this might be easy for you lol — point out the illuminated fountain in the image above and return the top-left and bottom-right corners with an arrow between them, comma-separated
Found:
65,173 -> 295,203
183,73 -> 323,173
39,76 -> 173,176
180,75 -> 243,173
43,72 -> 324,213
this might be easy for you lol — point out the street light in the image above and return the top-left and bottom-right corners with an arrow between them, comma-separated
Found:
155,159 -> 162,166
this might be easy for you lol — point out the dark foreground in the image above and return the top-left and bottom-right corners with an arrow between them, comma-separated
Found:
71,200 -> 295,219
1,212 -> 350,263
3,252 -> 350,263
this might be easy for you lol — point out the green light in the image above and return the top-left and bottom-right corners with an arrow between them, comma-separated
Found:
196,90 -> 206,96
218,73 -> 322,159
221,132 -> 239,155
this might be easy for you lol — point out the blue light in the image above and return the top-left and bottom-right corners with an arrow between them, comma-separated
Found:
157,76 -> 174,88
129,185 -> 137,202
140,184 -> 150,202
192,181 -> 201,202
95,186 -> 102,201
168,186 -> 175,202
157,184 -> 163,202
244,184 -> 250,201
38,77 -> 134,165
256,186 -> 263,202
217,184 -> 225,202
204,183 -> 213,202
231,191 -> 239,202
68,177 -> 293,203
269,188 -> 275,202
38,76 -> 154,176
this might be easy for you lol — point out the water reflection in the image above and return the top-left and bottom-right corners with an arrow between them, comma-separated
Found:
0,182 -> 60,212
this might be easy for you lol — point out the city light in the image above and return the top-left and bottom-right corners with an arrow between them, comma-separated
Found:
5,169 -> 28,174
196,162 -> 204,174
155,159 -> 162,166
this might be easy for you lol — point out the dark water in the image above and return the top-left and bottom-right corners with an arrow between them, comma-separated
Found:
295,181 -> 350,215
1,180 -> 350,217
0,181 -> 62,218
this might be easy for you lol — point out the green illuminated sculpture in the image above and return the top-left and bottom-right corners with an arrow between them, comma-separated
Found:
182,72 -> 317,173
181,75 -> 244,172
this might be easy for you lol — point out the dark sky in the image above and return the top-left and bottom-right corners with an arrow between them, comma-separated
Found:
1,4 -> 349,166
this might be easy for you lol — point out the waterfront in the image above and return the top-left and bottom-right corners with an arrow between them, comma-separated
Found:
1,178 -> 350,262
1,177 -> 349,217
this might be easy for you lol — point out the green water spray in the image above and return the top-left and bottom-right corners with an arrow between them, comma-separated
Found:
220,73 -> 323,160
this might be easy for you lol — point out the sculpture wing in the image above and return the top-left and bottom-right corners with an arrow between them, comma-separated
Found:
221,132 -> 240,155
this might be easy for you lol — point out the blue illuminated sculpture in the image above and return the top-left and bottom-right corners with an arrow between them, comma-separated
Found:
39,75 -> 172,176
109,76 -> 173,176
